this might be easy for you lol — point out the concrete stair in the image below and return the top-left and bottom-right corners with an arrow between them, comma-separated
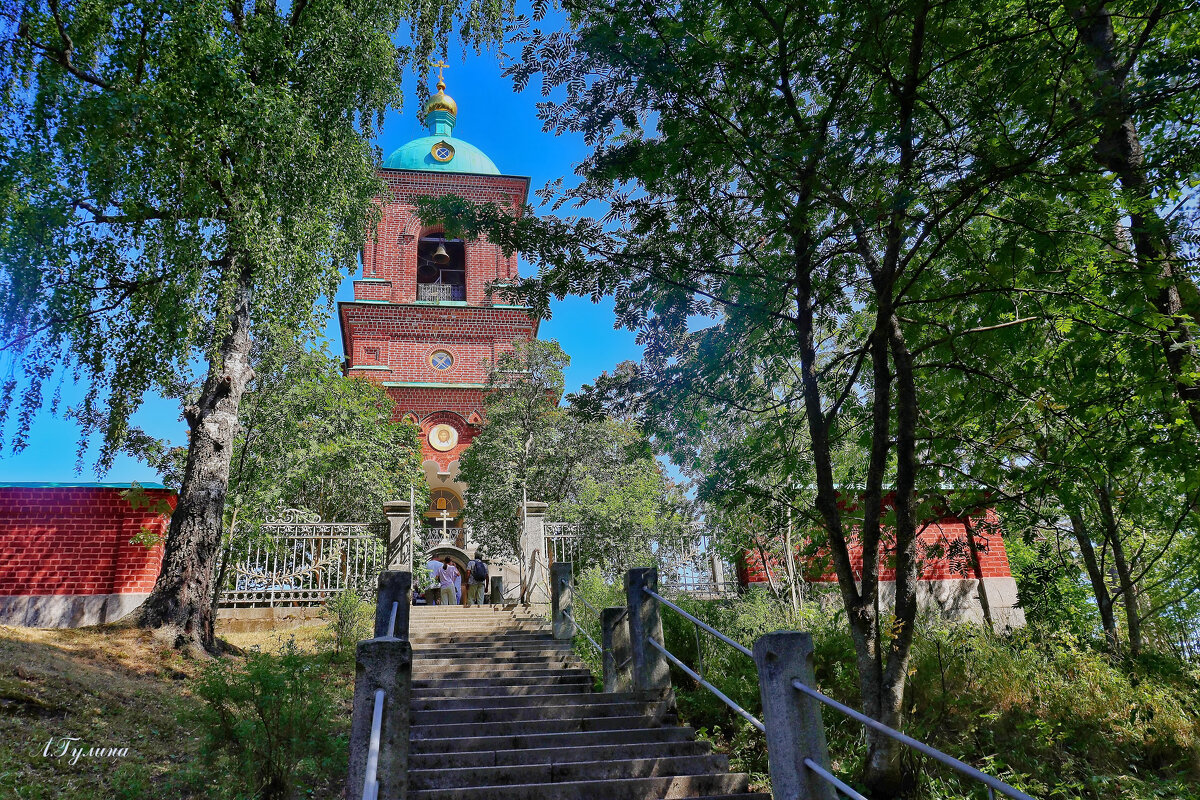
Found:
407,605 -> 768,800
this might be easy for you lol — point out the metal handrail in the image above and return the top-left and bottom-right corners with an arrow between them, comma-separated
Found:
806,758 -> 868,800
646,637 -> 765,731
562,607 -> 602,652
643,586 -> 753,658
574,590 -> 602,616
361,688 -> 385,800
791,679 -> 1033,800
640,583 -> 1028,800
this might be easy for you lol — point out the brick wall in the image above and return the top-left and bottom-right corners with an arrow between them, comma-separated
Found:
340,166 -> 540,478
0,485 -> 175,599
359,168 -> 529,305
738,502 -> 1013,586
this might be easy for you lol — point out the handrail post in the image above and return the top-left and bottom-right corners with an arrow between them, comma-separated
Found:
624,567 -> 671,694
550,561 -> 574,640
753,632 -> 836,800
601,606 -> 632,692
347,571 -> 413,800
373,571 -> 411,638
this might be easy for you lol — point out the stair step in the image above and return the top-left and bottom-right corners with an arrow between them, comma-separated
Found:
411,713 -> 675,740
410,662 -> 583,676
413,640 -> 570,653
407,772 -> 753,800
410,739 -> 711,769
410,754 -> 730,790
412,649 -> 574,662
413,682 -> 594,699
412,700 -> 657,725
411,725 -> 700,755
412,691 -> 648,712
412,671 -> 593,690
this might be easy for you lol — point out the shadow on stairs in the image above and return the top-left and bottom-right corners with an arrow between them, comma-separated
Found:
406,606 -> 769,800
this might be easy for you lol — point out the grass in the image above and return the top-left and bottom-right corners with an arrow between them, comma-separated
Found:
0,620 -> 354,800
568,570 -> 1200,800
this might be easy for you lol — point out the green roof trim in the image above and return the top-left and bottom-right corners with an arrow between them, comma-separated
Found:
382,381 -> 489,389
0,481 -> 168,489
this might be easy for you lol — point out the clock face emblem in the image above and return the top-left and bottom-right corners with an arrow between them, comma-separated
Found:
428,423 -> 459,452
431,142 -> 455,162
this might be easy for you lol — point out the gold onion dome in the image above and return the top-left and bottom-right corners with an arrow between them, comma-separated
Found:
426,75 -> 457,116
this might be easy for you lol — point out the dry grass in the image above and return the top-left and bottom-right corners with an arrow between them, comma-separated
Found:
0,621 -> 342,800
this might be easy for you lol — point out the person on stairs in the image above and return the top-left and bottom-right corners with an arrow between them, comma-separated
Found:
465,551 -> 488,607
436,557 -> 460,607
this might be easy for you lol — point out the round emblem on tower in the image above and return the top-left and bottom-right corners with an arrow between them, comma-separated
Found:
428,423 -> 459,452
431,141 -> 455,163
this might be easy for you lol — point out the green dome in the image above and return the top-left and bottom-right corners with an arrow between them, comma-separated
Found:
382,95 -> 500,175
383,133 -> 500,175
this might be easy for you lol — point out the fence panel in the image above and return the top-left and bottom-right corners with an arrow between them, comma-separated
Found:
219,509 -> 387,608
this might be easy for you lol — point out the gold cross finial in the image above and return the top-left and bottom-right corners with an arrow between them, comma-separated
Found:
431,59 -> 449,91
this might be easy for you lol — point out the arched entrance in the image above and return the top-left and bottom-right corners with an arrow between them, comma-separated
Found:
422,544 -> 470,606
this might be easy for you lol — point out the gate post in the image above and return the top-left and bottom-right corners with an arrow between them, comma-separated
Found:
348,572 -> 413,800
624,567 -> 671,694
519,501 -> 549,604
602,606 -> 632,693
550,562 -> 574,640
382,500 -> 414,571
753,631 -> 836,800
373,571 -> 411,639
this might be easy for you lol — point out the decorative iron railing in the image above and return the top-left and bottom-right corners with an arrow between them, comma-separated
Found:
543,522 -> 737,598
218,509 -> 387,607
417,283 -> 465,301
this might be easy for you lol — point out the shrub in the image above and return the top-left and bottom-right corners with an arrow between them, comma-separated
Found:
320,590 -> 374,658
190,639 -> 346,800
574,573 -> 1200,799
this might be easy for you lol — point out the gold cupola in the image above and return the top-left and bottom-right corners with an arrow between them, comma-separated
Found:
425,63 -> 457,117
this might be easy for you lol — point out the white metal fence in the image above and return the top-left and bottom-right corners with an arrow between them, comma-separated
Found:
218,509 -> 387,607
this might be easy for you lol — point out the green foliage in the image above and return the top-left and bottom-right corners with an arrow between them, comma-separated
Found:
225,341 -> 426,525
460,339 -> 688,570
1005,535 -> 1098,643
0,0 -> 515,466
320,591 -> 374,660
190,639 -> 345,800
574,576 -> 1200,798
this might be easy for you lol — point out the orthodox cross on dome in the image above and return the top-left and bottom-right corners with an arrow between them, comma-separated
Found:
430,59 -> 449,91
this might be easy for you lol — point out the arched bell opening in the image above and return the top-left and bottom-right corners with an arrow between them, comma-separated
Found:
416,234 -> 466,302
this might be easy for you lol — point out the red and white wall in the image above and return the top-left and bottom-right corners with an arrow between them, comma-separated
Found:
0,483 -> 174,627
738,501 -> 1026,630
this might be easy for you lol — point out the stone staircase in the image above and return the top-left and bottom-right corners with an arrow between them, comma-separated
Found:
407,605 -> 769,800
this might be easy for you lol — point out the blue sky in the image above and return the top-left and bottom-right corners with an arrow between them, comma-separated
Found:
0,47 -> 643,484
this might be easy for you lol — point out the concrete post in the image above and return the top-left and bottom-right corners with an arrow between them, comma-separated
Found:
347,637 -> 412,800
382,500 -> 414,571
753,632 -> 837,800
489,575 -> 504,605
373,571 -> 411,639
601,606 -> 632,693
624,567 -> 671,694
711,551 -> 727,595
519,501 -> 549,604
550,562 -> 574,640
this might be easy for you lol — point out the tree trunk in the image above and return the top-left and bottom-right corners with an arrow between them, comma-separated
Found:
133,256 -> 255,655
962,514 -> 995,631
1068,507 -> 1120,650
1096,483 -> 1142,655
1069,1 -> 1200,432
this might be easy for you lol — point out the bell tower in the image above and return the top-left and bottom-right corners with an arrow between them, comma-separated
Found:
339,70 -> 537,529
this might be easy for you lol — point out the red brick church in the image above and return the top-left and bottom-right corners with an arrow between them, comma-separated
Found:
338,70 -> 538,531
